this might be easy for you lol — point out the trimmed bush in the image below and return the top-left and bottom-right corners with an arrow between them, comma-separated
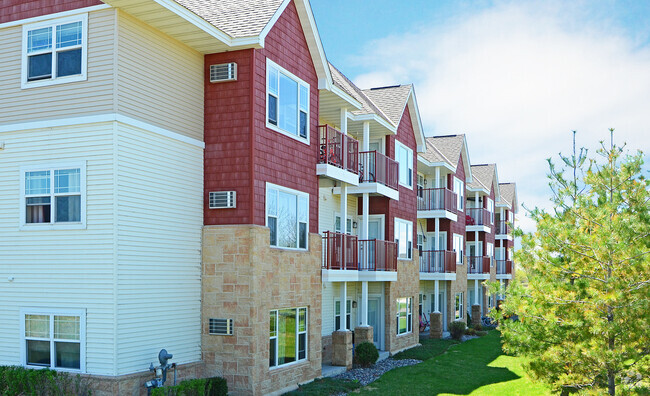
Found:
354,342 -> 379,367
150,376 -> 228,396
465,328 -> 477,336
449,320 -> 466,340
0,365 -> 91,396
474,323 -> 483,331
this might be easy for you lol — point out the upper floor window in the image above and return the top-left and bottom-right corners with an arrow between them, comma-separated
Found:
394,218 -> 413,260
21,163 -> 86,229
453,233 -> 464,265
396,141 -> 413,188
22,14 -> 88,89
266,183 -> 309,250
454,177 -> 464,210
266,59 -> 310,144
487,198 -> 494,224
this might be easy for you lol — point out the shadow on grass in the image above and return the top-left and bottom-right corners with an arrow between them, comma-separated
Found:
355,331 -> 522,395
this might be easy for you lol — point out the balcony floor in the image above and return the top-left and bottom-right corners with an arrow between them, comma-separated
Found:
316,163 -> 359,186
417,210 -> 457,221
419,272 -> 456,281
333,183 -> 399,200
467,273 -> 490,280
322,269 -> 397,282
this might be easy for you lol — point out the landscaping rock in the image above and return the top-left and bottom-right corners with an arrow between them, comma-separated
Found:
333,357 -> 422,387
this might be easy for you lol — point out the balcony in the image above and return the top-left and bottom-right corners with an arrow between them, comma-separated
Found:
496,260 -> 513,279
322,231 -> 397,282
316,125 -> 360,185
467,256 -> 491,278
417,188 -> 457,220
332,150 -> 399,199
466,208 -> 492,233
419,250 -> 457,280
495,220 -> 513,240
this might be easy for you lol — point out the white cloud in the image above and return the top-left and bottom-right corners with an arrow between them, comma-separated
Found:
350,0 -> 650,234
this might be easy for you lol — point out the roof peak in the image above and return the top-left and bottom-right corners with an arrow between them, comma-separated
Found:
369,85 -> 402,90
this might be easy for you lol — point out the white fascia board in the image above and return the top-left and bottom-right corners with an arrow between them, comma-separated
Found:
461,135 -> 473,183
349,113 -> 396,134
407,88 -> 427,153
467,186 -> 489,195
417,156 -> 456,173
0,4 -> 110,29
288,0 -> 332,85
331,86 -> 363,110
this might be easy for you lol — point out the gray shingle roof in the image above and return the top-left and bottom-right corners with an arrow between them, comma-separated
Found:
498,183 -> 516,207
174,0 -> 285,38
420,135 -> 465,168
361,85 -> 412,126
468,164 -> 496,191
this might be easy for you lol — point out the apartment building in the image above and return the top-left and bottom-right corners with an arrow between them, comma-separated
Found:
0,1 -> 516,395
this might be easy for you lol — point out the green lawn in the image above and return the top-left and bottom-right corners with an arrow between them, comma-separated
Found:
356,331 -> 551,395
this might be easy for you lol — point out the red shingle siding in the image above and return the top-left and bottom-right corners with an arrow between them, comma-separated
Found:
0,0 -> 103,24
204,0 -> 319,232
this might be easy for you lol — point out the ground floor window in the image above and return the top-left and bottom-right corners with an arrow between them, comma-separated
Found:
270,307 -> 307,368
335,300 -> 351,330
23,309 -> 85,371
396,297 -> 412,335
455,293 -> 464,320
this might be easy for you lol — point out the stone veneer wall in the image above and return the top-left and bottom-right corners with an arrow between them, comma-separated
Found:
448,260 -> 468,328
321,335 -> 333,365
202,225 -> 322,396
384,253 -> 420,354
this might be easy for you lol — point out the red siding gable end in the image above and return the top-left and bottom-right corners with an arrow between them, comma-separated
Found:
0,0 -> 103,24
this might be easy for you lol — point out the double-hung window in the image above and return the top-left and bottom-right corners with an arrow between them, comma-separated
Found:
266,59 -> 310,143
269,307 -> 307,368
22,14 -> 88,88
396,141 -> 413,188
454,177 -> 464,211
21,163 -> 86,228
453,233 -> 464,265
394,218 -> 413,260
396,297 -> 412,335
487,198 -> 494,224
266,183 -> 308,249
335,300 -> 351,330
335,215 -> 353,235
455,293 -> 464,320
22,309 -> 85,372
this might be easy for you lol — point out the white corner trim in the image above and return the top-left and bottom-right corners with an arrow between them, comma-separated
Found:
0,4 -> 110,30
0,113 -> 205,148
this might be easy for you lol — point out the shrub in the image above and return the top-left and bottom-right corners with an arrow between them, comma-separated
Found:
449,320 -> 466,340
474,323 -> 483,331
465,328 -> 477,336
0,366 -> 91,396
150,376 -> 228,396
354,342 -> 379,368
476,330 -> 488,336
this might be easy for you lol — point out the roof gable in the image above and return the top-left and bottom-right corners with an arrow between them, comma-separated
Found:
420,135 -> 472,180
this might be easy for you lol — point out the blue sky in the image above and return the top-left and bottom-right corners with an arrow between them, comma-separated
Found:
311,0 -> 650,232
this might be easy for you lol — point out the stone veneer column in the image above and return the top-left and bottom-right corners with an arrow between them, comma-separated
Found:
354,325 -> 374,345
331,331 -> 353,369
471,305 -> 481,327
429,312 -> 443,339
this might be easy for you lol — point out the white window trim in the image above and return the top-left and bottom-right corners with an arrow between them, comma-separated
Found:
20,307 -> 86,373
454,177 -> 464,211
334,212 -> 355,235
453,233 -> 464,265
396,297 -> 413,336
487,242 -> 494,267
395,140 -> 414,189
455,292 -> 464,320
394,217 -> 413,260
20,162 -> 87,230
21,13 -> 88,90
265,182 -> 309,251
488,198 -> 494,224
334,299 -> 352,330
265,58 -> 310,145
269,307 -> 308,370
426,231 -> 447,250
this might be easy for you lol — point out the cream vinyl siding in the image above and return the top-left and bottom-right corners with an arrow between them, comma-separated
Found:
0,122 -> 116,374
0,9 -> 115,126
318,187 -> 358,234
117,12 -> 204,141
115,122 -> 203,375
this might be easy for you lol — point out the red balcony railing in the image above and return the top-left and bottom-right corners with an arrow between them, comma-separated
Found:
496,220 -> 511,235
358,239 -> 398,271
322,232 -> 358,270
496,260 -> 513,274
359,151 -> 398,190
322,232 -> 397,272
318,125 -> 359,174
466,208 -> 491,226
467,256 -> 491,274
417,188 -> 457,212
420,250 -> 456,273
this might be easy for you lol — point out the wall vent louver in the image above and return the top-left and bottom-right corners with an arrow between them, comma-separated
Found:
209,318 -> 233,335
210,63 -> 237,82
209,191 -> 236,209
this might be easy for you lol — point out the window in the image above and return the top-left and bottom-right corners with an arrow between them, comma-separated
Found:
21,163 -> 86,228
335,300 -> 351,330
394,218 -> 413,260
335,215 -> 353,235
396,297 -> 413,335
487,243 -> 494,267
269,307 -> 307,368
22,309 -> 85,371
453,233 -> 464,264
22,14 -> 88,88
396,141 -> 413,188
417,233 -> 424,256
266,59 -> 310,143
455,293 -> 464,320
266,183 -> 308,249
454,177 -> 464,210
417,174 -> 424,199
488,198 -> 494,224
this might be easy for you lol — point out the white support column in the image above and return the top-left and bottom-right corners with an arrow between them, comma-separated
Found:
435,167 -> 440,188
361,281 -> 368,326
434,280 -> 440,312
474,279 -> 479,305
341,184 -> 347,235
341,108 -> 348,135
340,282 -> 347,331
434,168 -> 440,252
362,121 -> 370,266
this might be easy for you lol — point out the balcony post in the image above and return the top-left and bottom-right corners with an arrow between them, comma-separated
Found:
361,281 -> 368,326
340,281 -> 347,331
361,121 -> 370,269
434,279 -> 440,313
474,279 -> 479,305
